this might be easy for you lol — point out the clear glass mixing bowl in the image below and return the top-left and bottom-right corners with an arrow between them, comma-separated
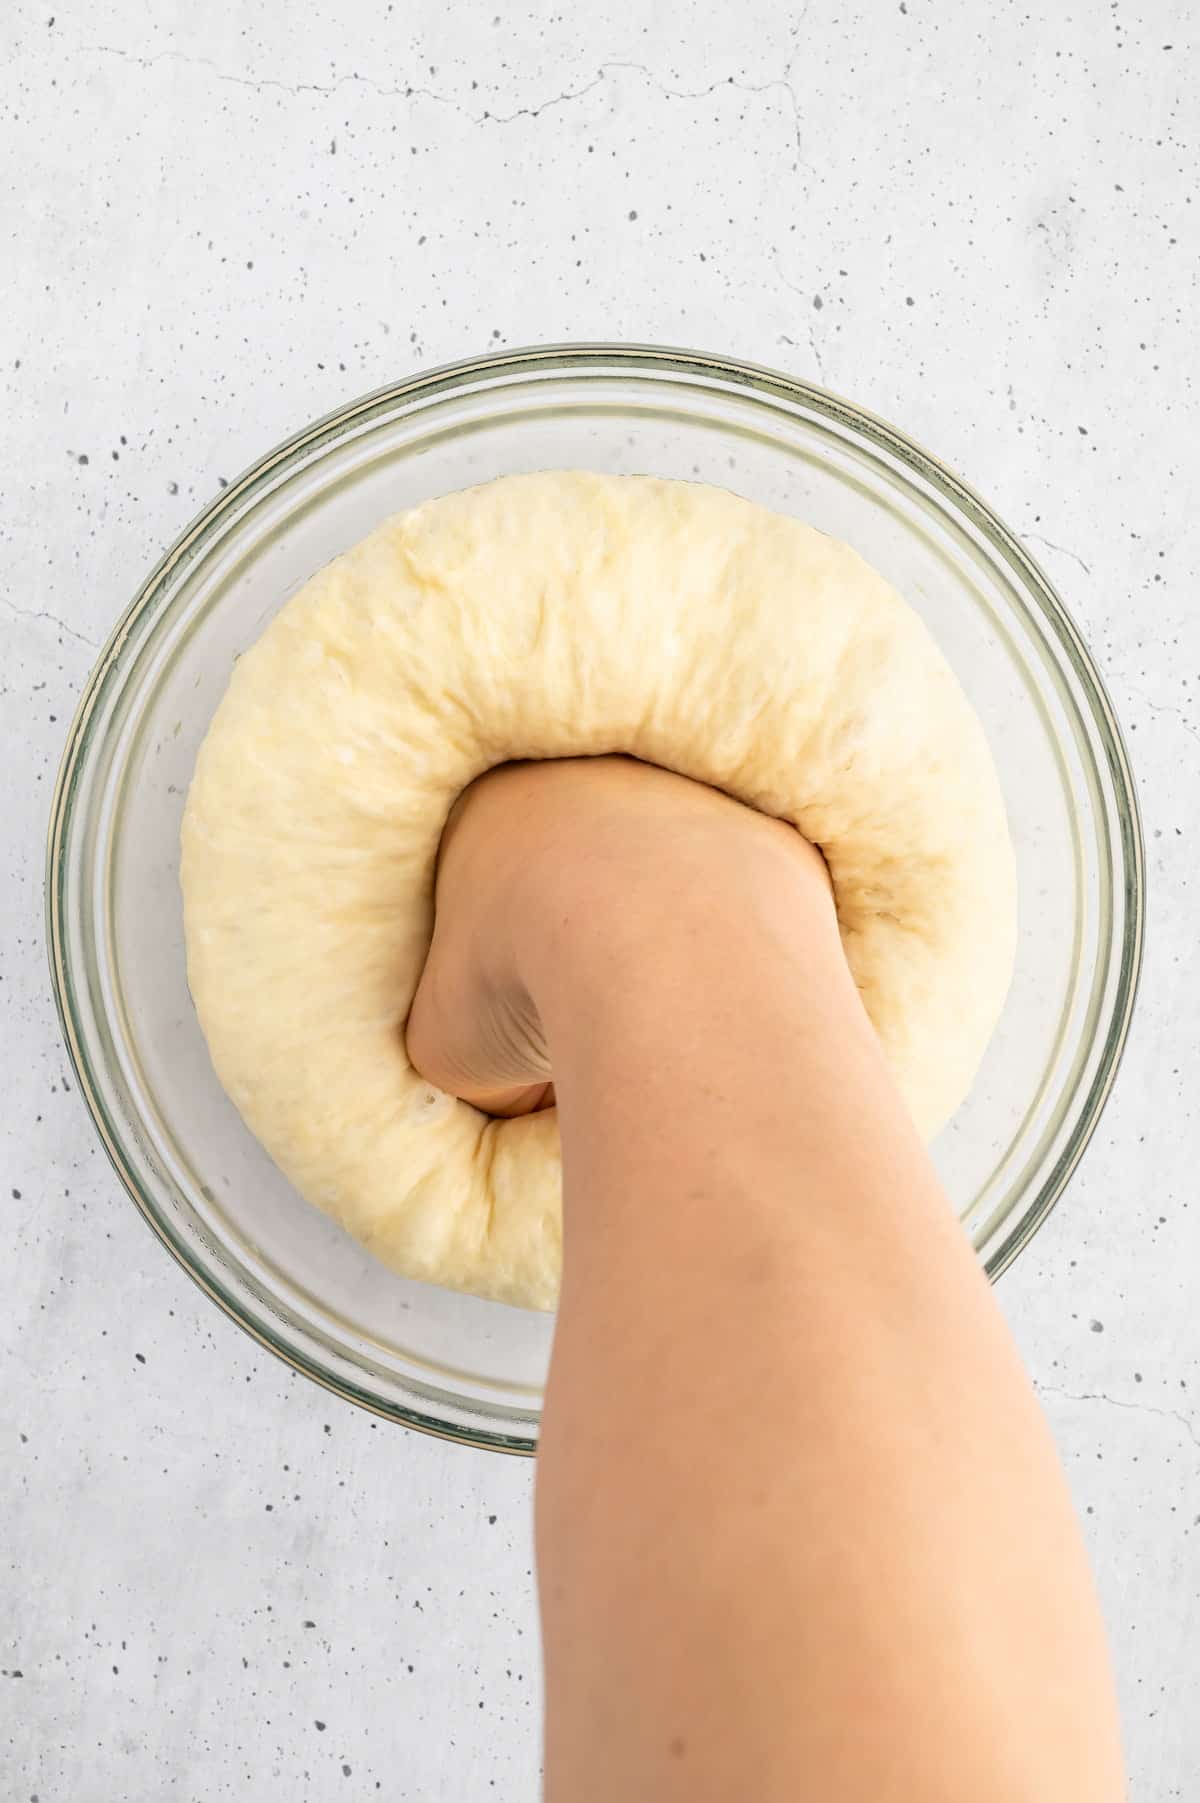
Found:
46,345 -> 1144,1453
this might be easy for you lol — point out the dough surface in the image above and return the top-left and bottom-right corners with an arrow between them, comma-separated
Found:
182,471 -> 1016,1310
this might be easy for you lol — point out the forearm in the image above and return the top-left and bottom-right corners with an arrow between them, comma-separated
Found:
532,895 -> 1124,1803
403,757 -> 1123,1801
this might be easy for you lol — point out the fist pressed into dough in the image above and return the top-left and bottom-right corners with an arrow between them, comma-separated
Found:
182,472 -> 1017,1310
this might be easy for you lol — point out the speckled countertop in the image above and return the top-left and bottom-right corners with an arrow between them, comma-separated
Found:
3,3 -> 1198,1798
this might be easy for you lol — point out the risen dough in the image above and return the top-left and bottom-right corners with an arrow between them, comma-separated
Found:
182,471 -> 1016,1310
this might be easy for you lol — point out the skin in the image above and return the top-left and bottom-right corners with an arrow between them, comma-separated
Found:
407,756 -> 1126,1803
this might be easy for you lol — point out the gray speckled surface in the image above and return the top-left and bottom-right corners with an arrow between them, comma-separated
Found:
3,2 -> 1198,1796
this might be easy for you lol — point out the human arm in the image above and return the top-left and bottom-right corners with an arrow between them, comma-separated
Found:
408,756 -> 1125,1803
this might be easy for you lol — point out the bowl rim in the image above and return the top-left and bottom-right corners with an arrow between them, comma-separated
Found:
45,340 -> 1146,1453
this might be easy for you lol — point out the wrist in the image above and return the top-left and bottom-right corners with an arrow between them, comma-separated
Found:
511,830 -> 846,1057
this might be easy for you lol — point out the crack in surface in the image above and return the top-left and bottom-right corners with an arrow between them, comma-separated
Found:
1121,685 -> 1200,746
779,330 -> 826,387
79,43 -> 805,161
0,597 -> 99,650
1038,1382 -> 1200,1453
774,245 -> 827,383
604,60 -> 805,167
1021,532 -> 1093,576
81,40 -> 606,117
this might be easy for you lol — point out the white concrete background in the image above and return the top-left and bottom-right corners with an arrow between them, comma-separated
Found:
2,0 -> 1197,1796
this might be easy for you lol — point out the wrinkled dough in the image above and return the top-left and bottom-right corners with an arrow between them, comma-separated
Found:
182,472 -> 1016,1310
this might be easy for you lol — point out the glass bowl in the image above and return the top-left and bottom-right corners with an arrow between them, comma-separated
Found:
46,344 -> 1144,1454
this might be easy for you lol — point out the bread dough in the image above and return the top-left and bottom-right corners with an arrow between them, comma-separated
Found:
182,471 -> 1016,1310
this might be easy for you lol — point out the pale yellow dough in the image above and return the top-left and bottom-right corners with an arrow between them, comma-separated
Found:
182,471 -> 1016,1310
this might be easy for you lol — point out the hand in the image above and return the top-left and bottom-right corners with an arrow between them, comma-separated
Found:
405,755 -> 832,1116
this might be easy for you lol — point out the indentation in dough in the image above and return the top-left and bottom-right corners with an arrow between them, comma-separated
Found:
182,472 -> 1016,1310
